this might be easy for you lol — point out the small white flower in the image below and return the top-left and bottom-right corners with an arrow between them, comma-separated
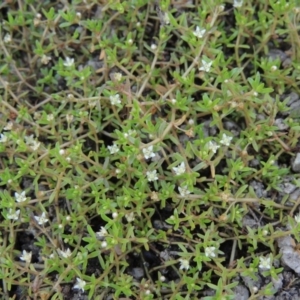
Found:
259,256 -> 272,270
59,248 -> 72,258
179,258 -> 190,271
34,212 -> 49,225
76,12 -> 82,19
41,54 -> 51,65
59,149 -> 65,155
108,143 -> 119,154
205,246 -> 216,258
0,133 -> 8,143
151,44 -> 157,50
30,140 -> 41,151
47,114 -> 54,121
4,33 -> 12,43
7,209 -> 20,220
73,277 -> 86,292
220,133 -> 233,146
171,98 -> 176,104
109,94 -> 121,105
178,186 -> 191,197
163,12 -> 170,25
160,275 -> 166,282
193,26 -> 206,38
113,72 -> 122,82
143,145 -> 155,160
125,212 -> 134,223
63,57 -> 74,67
101,241 -> 107,248
233,0 -> 243,8
199,59 -> 213,72
128,38 -> 133,45
207,141 -> 220,154
146,170 -> 158,182
112,212 -> 118,219
24,135 -> 35,145
124,130 -> 136,138
66,114 -> 73,123
271,65 -> 277,71
20,250 -> 32,263
4,121 -> 13,130
15,191 -> 27,203
173,162 -> 186,176
295,213 -> 300,223
96,226 -> 108,239
145,290 -> 151,295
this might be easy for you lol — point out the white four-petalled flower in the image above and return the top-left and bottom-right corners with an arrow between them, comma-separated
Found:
63,57 -> 74,67
199,59 -> 213,72
7,209 -> 20,220
178,186 -> 191,197
142,145 -> 155,160
207,141 -> 220,154
173,162 -> 186,176
20,250 -> 32,264
259,256 -> 272,270
96,226 -> 108,239
205,246 -> 216,258
34,212 -> 49,225
15,191 -> 27,203
146,170 -> 158,182
109,94 -> 121,105
193,26 -> 206,38
59,248 -> 72,258
220,133 -> 233,146
73,277 -> 86,292
107,143 -> 120,154
179,258 -> 190,271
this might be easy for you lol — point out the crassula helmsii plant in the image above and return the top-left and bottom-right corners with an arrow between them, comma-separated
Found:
1,0 -> 300,299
